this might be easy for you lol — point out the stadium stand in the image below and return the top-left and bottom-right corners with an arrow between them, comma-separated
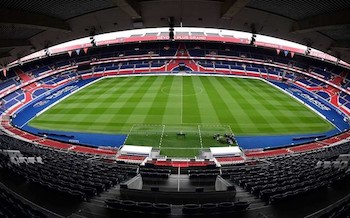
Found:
0,134 -> 137,202
0,183 -> 47,218
1,40 -> 350,217
223,143 -> 350,204
6,0 -> 350,215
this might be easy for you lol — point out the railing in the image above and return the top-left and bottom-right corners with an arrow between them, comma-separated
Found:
0,181 -> 64,218
305,192 -> 350,218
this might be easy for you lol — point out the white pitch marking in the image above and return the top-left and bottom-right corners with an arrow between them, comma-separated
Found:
227,124 -> 234,134
123,124 -> 135,145
159,124 -> 166,148
198,125 -> 203,148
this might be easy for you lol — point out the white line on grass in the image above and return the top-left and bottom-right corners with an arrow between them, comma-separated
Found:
159,124 -> 166,148
123,124 -> 135,145
108,73 -> 343,132
138,124 -> 164,127
20,78 -> 104,128
198,125 -> 203,148
265,80 -> 342,132
159,147 -> 201,149
227,125 -> 234,134
336,125 -> 342,132
20,117 -> 34,128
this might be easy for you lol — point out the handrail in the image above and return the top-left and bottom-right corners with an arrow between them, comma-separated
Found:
0,181 -> 64,218
304,192 -> 350,218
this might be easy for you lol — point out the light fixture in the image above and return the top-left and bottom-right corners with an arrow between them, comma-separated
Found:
90,36 -> 96,47
169,17 -> 175,41
305,47 -> 311,55
250,34 -> 256,46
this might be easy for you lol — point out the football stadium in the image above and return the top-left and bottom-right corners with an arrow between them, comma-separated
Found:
1,1 -> 350,218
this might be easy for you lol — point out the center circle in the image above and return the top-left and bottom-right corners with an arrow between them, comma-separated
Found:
161,86 -> 203,96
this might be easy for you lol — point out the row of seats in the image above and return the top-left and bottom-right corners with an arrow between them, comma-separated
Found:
222,143 -> 350,204
105,198 -> 250,215
0,134 -> 137,202
0,184 -> 46,218
188,168 -> 220,178
186,41 -> 342,81
139,167 -> 171,178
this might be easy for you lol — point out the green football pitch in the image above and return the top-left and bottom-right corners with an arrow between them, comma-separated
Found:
29,75 -> 334,157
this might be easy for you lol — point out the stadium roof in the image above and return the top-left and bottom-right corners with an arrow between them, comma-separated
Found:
1,0 -> 350,65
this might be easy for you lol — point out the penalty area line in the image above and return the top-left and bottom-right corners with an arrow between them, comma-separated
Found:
123,124 -> 135,145
159,147 -> 203,149
198,125 -> 203,148
159,124 -> 166,148
227,125 -> 234,134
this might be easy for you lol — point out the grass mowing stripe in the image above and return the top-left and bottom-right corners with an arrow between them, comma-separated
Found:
207,76 -> 241,124
142,76 -> 170,124
182,76 -> 202,123
124,76 -> 164,124
38,77 -> 134,114
29,75 -> 335,157
220,78 -> 284,134
229,79 -> 332,134
251,80 -> 333,130
33,77 -> 155,133
85,79 -> 144,127
161,76 -> 182,124
108,76 -> 158,131
212,78 -> 251,133
207,77 -> 248,127
238,80 -> 292,133
191,76 -> 221,124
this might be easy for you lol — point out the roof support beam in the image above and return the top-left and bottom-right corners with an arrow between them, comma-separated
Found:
113,0 -> 142,20
291,10 -> 350,33
0,39 -> 32,49
221,0 -> 251,19
0,9 -> 71,32
0,52 -> 12,59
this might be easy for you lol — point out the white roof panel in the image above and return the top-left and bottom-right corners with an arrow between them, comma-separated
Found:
210,146 -> 242,156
